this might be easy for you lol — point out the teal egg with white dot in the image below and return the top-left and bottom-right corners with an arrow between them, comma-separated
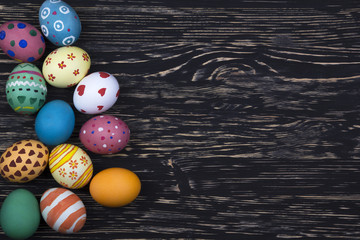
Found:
6,63 -> 47,115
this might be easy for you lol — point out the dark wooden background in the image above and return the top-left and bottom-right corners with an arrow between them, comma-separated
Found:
1,0 -> 360,239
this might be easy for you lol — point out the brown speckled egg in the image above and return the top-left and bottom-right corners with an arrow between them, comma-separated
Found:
0,139 -> 49,183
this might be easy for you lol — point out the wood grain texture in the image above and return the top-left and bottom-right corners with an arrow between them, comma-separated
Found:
0,0 -> 360,239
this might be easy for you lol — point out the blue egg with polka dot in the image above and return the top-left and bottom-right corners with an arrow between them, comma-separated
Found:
39,0 -> 81,46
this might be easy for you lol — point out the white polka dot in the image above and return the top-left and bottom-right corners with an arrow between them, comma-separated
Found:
115,118 -> 118,120
100,116 -> 104,118
62,36 -> 75,45
103,144 -> 107,148
112,133 -> 115,135
98,127 -> 104,132
118,139 -> 122,143
53,20 -> 64,31
41,7 -> 50,20
59,5 -> 70,14
41,25 -> 49,37
83,130 -> 86,134
115,126 -> 118,129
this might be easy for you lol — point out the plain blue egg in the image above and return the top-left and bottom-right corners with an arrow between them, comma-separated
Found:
35,100 -> 75,146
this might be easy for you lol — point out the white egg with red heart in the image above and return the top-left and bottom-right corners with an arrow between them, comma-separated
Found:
73,72 -> 120,114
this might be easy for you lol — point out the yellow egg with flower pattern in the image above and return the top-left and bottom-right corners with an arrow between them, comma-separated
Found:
42,46 -> 90,88
49,143 -> 93,189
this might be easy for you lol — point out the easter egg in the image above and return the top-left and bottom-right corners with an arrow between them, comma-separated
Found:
79,115 -> 130,154
40,188 -> 86,234
42,46 -> 90,88
49,144 -> 93,189
6,63 -> 47,115
0,140 -> 49,183
39,0 -> 81,46
35,100 -> 75,146
89,168 -> 141,207
73,72 -> 120,114
0,21 -> 45,62
0,189 -> 40,240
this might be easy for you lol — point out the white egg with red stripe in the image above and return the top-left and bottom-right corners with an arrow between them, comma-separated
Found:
40,188 -> 86,234
73,72 -> 120,114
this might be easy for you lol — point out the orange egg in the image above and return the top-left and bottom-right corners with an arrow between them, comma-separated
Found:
89,168 -> 141,207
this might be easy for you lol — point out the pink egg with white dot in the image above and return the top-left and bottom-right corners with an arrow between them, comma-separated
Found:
79,115 -> 130,154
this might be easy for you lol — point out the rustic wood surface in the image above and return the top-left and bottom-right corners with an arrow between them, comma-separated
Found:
1,0 -> 360,239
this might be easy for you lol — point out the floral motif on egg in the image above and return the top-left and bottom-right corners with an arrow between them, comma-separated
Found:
73,69 -> 80,76
42,46 -> 90,88
58,61 -> 66,69
80,156 -> 88,165
49,144 -> 93,189
68,159 -> 78,169
82,53 -> 89,61
67,53 -> 75,60
45,57 -> 52,65
48,74 -> 56,81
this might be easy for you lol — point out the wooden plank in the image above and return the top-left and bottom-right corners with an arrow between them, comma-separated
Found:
0,0 -> 360,239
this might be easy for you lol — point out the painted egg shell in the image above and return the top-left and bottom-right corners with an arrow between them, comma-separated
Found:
0,21 -> 45,62
42,46 -> 90,88
40,188 -> 86,234
6,63 -> 47,115
49,144 -> 93,189
0,139 -> 49,183
39,0 -> 81,46
79,115 -> 130,154
73,72 -> 120,114
35,100 -> 75,146
0,189 -> 40,240
90,168 -> 141,207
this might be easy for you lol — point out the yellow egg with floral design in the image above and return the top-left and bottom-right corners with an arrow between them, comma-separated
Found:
42,46 -> 90,88
49,143 -> 93,189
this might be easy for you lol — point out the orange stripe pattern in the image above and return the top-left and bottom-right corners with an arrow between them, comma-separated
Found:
40,188 -> 86,234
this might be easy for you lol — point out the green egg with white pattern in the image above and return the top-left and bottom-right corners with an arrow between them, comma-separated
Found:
6,63 -> 47,115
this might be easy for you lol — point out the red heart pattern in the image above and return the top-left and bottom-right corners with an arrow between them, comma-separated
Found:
98,88 -> 106,97
99,72 -> 110,78
77,85 -> 86,96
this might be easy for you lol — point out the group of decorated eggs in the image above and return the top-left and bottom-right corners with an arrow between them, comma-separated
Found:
0,1 -> 141,239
